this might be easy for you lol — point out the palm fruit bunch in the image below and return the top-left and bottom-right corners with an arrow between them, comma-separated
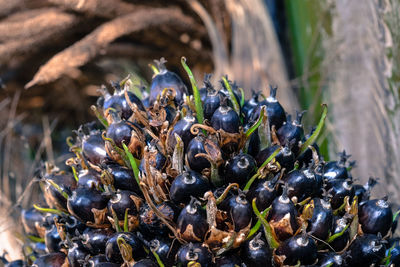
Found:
13,57 -> 400,267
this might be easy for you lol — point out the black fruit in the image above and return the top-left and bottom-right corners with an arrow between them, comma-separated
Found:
105,232 -> 145,264
176,243 -> 212,267
347,234 -> 385,267
242,233 -> 272,267
223,153 -> 256,186
274,233 -> 317,266
177,198 -> 208,242
169,170 -> 210,205
359,197 -> 393,236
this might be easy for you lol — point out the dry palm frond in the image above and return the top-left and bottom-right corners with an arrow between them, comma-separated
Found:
25,7 -> 196,88
325,0 -> 400,199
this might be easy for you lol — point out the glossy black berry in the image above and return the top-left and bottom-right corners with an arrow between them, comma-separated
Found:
210,97 -> 240,133
32,252 -> 66,267
306,198 -> 333,240
347,234 -> 385,267
241,233 -> 272,266
81,227 -> 114,255
149,239 -> 178,266
169,170 -> 210,205
106,164 -> 140,194
323,150 -> 351,183
246,173 -> 279,211
318,252 -> 344,267
203,86 -> 220,121
175,243 -> 212,267
282,168 -> 319,202
67,187 -> 109,227
149,60 -> 187,106
44,223 -> 62,253
42,171 -> 77,212
267,185 -> 299,240
107,190 -> 142,231
101,82 -> 145,120
21,207 -> 46,238
243,91 -> 260,124
276,111 -> 305,154
105,232 -> 145,264
77,169 -> 101,189
223,191 -> 252,231
274,233 -> 317,266
327,179 -> 354,210
67,241 -> 89,267
359,197 -> 393,236
186,134 -> 210,172
177,198 -> 208,242
82,130 -> 109,166
167,112 -> 197,152
223,153 -> 256,186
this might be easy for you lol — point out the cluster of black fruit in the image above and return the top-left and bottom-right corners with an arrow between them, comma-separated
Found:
10,58 -> 400,267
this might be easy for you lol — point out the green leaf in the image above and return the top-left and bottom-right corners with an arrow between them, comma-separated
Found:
90,105 -> 109,128
122,143 -> 140,188
149,63 -> 160,75
181,57 -> 204,124
239,87 -> 245,108
252,199 -> 279,248
33,204 -> 63,216
298,104 -> 327,156
327,223 -> 349,243
222,76 -> 240,115
152,250 -> 166,267
243,146 -> 281,191
27,235 -> 45,243
245,106 -> 265,139
247,206 -> 271,239
45,179 -> 69,200
123,208 -> 129,232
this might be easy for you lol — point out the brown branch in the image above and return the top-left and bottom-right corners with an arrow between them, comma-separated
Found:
0,9 -> 79,64
25,7 -> 197,88
47,0 -> 144,19
0,8 -> 76,42
0,0 -> 24,17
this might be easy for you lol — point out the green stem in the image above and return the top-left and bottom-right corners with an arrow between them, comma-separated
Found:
46,179 -> 69,200
393,209 -> 400,222
122,143 -> 140,188
90,105 -> 109,128
181,57 -> 204,124
222,76 -> 240,115
243,147 -> 281,191
149,63 -> 160,75
151,251 -> 165,267
71,165 -> 79,182
252,199 -> 279,248
327,223 -> 349,243
33,204 -> 63,216
298,104 -> 327,156
247,206 -> 271,239
245,106 -> 265,139
27,235 -> 45,243
239,88 -> 245,108
123,208 -> 129,232
102,133 -> 129,165
111,208 -> 122,232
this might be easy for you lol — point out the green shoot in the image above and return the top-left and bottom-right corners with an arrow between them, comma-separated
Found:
181,57 -> 204,124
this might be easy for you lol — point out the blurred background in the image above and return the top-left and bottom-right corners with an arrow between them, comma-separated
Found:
0,0 -> 399,261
